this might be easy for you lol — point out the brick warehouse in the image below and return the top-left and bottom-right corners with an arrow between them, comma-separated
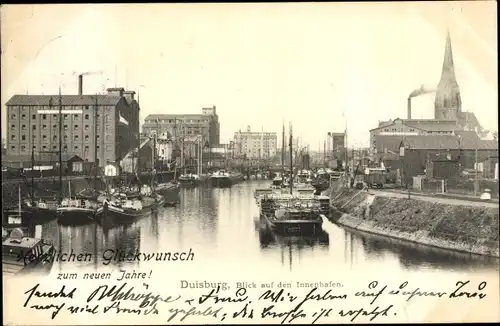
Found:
4,75 -> 140,168
142,106 -> 220,146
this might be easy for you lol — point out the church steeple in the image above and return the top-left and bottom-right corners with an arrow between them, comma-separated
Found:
434,30 -> 462,120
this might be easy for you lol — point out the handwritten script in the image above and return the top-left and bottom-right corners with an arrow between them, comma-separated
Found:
20,279 -> 489,323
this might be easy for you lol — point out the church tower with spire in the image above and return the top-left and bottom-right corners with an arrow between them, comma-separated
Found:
434,30 -> 462,120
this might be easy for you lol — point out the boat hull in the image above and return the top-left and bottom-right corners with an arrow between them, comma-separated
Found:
25,206 -> 58,223
155,184 -> 180,206
3,244 -> 55,276
209,175 -> 244,188
179,179 -> 202,187
98,198 -> 162,227
56,207 -> 99,226
260,214 -> 324,235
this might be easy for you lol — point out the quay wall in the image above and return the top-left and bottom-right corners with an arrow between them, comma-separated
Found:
327,187 -> 500,258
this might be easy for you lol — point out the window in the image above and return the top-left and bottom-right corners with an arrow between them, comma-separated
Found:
64,125 -> 68,130
52,135 -> 57,140
32,114 -> 36,119
42,114 -> 47,120
42,135 -> 47,140
53,114 -> 57,119
85,114 -> 89,120
32,125 -> 36,130
21,145 -> 26,151
43,125 -> 47,130
32,145 -> 36,150
85,125 -> 89,131
74,125 -> 79,130
21,114 -> 26,119
74,135 -> 79,140
42,145 -> 47,150
10,114 -> 16,119
85,106 -> 89,110
53,124 -> 57,129
64,135 -> 68,140
11,124 -> 15,130
21,135 -> 26,141
21,125 -> 26,130
10,135 -> 15,140
10,145 -> 15,150
74,146 -> 79,150
85,145 -> 89,150
84,135 -> 89,141
74,114 -> 79,119
63,145 -> 68,151
52,145 -> 57,150
64,114 -> 68,120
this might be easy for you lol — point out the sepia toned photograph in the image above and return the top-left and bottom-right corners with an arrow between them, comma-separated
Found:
1,1 -> 499,324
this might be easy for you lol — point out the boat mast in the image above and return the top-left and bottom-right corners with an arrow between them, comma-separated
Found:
31,131 -> 35,203
58,89 -> 63,204
18,185 -> 21,216
289,122 -> 293,195
94,95 -> 99,191
281,123 -> 285,184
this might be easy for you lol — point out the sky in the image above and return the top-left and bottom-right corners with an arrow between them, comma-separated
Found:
1,2 -> 497,148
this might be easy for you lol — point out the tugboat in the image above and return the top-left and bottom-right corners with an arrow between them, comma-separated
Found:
2,227 -> 55,276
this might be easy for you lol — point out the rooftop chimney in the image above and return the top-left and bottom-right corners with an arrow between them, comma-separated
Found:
407,97 -> 412,120
78,75 -> 83,95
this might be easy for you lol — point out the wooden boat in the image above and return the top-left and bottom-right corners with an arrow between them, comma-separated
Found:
154,181 -> 180,206
56,181 -> 102,225
259,197 -> 324,234
98,186 -> 164,226
178,174 -> 202,187
56,197 -> 102,225
208,170 -> 244,188
2,227 -> 55,276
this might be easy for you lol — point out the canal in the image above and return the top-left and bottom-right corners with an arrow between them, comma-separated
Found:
38,180 -> 498,277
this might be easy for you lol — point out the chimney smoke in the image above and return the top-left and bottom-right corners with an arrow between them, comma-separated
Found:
407,97 -> 412,119
78,74 -> 83,95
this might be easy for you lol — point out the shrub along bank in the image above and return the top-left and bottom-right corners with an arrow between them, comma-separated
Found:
329,188 -> 499,257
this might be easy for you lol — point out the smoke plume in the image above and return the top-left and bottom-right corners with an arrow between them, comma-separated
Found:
408,84 -> 436,98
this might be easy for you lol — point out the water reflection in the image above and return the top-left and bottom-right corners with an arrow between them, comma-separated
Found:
9,180 -> 498,276
355,229 -> 499,272
258,228 -> 330,271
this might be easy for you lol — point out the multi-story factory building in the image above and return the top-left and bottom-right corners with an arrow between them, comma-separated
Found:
142,106 -> 220,146
233,126 -> 277,159
4,75 -> 140,168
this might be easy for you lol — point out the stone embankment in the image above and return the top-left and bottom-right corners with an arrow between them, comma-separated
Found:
327,186 -> 499,258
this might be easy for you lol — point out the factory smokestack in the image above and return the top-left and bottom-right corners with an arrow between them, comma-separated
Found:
78,74 -> 83,95
407,97 -> 412,119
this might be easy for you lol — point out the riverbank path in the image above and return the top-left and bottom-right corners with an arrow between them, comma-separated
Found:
370,189 -> 499,208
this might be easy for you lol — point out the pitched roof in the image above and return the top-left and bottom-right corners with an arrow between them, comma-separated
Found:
376,134 -> 498,151
5,95 -> 123,106
370,118 -> 460,132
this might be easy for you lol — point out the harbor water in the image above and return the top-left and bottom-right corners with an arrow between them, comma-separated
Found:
32,180 -> 499,276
